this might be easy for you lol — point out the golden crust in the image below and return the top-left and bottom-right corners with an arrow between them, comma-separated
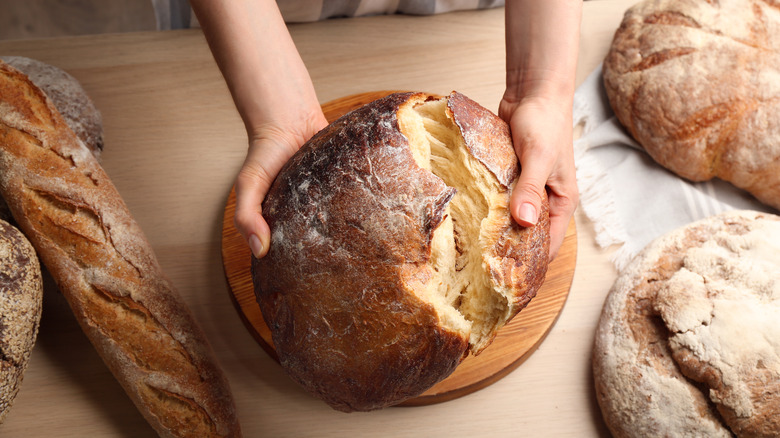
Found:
603,0 -> 780,210
1,56 -> 103,154
0,61 -> 241,437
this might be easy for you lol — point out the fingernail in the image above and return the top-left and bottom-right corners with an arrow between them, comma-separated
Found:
519,202 -> 538,225
249,234 -> 264,258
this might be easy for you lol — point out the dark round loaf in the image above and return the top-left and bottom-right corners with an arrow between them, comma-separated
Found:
0,219 -> 43,423
252,91 -> 550,412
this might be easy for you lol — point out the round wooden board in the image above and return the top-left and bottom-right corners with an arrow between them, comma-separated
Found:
221,91 -> 577,406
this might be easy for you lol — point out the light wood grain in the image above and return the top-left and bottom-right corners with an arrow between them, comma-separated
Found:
0,2 -> 634,437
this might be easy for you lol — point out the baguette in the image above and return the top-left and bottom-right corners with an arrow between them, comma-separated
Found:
0,61 -> 241,437
1,56 -> 103,155
0,56 -> 103,224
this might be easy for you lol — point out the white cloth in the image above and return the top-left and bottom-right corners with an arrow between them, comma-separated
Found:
573,64 -> 777,272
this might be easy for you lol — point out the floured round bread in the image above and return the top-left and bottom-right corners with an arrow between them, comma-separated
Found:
0,219 -> 43,423
603,0 -> 780,210
253,91 -> 550,412
593,210 -> 780,437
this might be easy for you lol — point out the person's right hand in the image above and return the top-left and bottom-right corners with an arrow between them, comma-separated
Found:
234,112 -> 328,259
191,0 -> 327,258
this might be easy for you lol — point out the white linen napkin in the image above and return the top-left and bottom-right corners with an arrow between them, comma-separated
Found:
572,64 -> 777,271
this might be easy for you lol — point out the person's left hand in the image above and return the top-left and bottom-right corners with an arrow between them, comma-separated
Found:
499,95 -> 578,260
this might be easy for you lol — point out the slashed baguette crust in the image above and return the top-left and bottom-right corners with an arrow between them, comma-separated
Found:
1,56 -> 103,155
0,62 -> 241,437
0,56 -> 103,224
603,0 -> 780,210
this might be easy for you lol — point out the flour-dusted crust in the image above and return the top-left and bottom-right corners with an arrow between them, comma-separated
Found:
0,61 -> 241,437
0,220 -> 42,424
603,0 -> 780,210
253,91 -> 550,412
0,57 -> 104,225
593,210 -> 780,437
1,56 -> 103,155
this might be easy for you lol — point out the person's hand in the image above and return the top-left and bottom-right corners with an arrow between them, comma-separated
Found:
234,112 -> 328,259
191,0 -> 327,259
499,94 -> 578,260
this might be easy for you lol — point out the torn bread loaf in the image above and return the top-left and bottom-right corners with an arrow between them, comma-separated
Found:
603,0 -> 780,210
0,60 -> 241,437
593,210 -> 780,437
0,220 -> 43,424
253,91 -> 550,412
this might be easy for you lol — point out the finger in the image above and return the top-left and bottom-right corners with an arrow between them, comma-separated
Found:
234,143 -> 291,258
234,164 -> 273,258
546,185 -> 578,260
547,211 -> 568,261
510,144 -> 556,227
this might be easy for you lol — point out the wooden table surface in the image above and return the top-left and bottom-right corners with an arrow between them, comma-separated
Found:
0,1 -> 636,436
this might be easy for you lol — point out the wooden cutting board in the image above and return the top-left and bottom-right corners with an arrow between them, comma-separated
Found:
221,91 -> 577,406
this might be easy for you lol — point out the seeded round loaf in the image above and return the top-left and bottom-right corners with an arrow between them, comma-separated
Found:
603,0 -> 780,210
0,219 -> 43,424
593,210 -> 780,437
253,91 -> 550,412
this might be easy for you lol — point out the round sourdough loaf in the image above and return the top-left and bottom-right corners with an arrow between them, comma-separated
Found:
593,210 -> 780,437
0,219 -> 43,423
603,0 -> 780,210
252,91 -> 550,412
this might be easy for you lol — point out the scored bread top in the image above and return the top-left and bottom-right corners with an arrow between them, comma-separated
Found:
593,210 -> 780,438
0,61 -> 240,437
1,56 -> 103,155
254,91 -> 549,411
603,0 -> 780,210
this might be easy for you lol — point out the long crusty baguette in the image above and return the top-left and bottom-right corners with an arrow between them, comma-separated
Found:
0,62 -> 241,437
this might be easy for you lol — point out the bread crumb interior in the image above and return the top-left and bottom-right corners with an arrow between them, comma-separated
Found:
398,96 -> 507,352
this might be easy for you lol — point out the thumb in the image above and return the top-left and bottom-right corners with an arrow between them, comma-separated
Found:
509,150 -> 554,227
234,141 -> 290,259
234,163 -> 272,259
